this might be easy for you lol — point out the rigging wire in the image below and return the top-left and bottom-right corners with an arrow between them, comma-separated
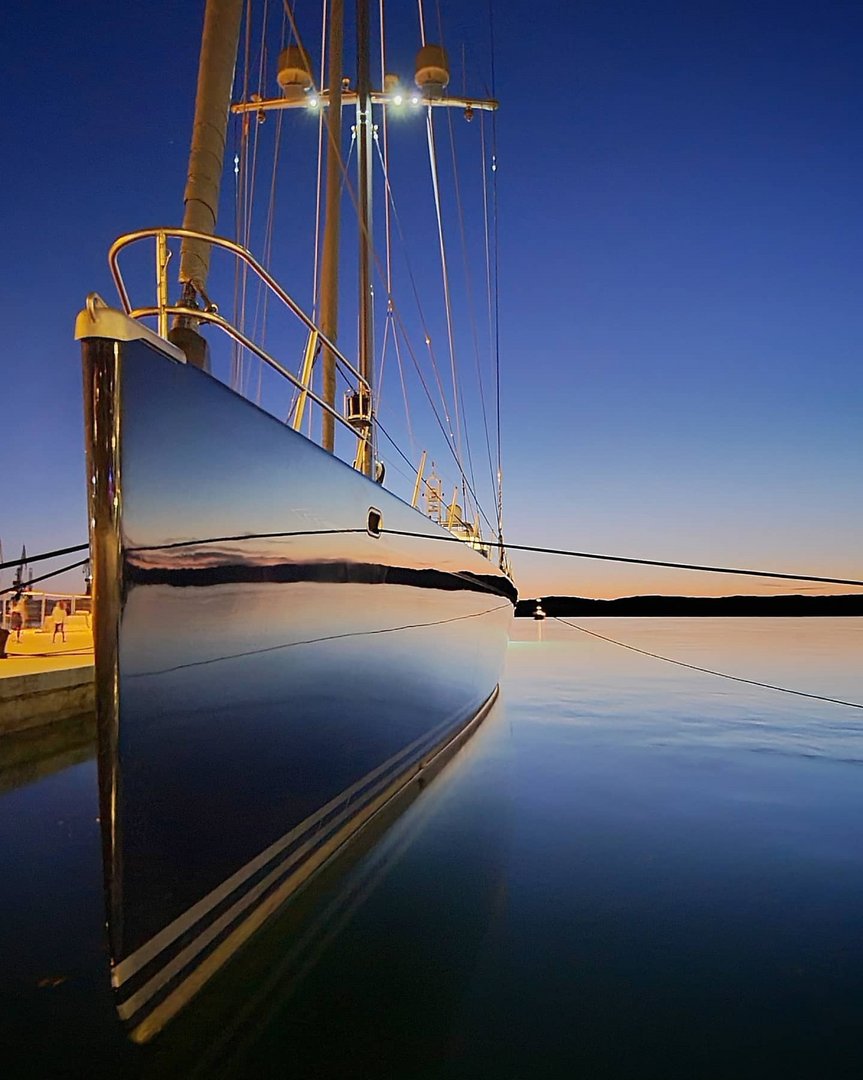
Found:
252,102 -> 285,398
276,0 -> 487,514
223,1 -> 492,521
389,308 -> 499,537
478,110 -> 501,540
374,0 -> 394,426
371,132 -> 496,532
371,132 -> 458,449
378,0 -> 394,302
312,107 -> 325,318
425,108 -> 467,497
233,0 -> 272,397
552,617 -> 863,711
287,131 -> 357,425
376,312 -> 391,414
375,417 -> 467,515
486,0 -> 505,553
421,0 -> 496,535
376,416 -> 425,477
390,316 -> 417,459
411,0 -> 488,520
445,103 -> 497,516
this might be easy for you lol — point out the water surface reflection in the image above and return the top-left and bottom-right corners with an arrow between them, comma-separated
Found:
3,618 -> 863,1078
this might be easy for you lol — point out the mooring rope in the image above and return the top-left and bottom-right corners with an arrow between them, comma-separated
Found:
376,531 -> 863,589
0,544 -> 88,572
9,531 -> 856,590
5,531 -> 862,592
0,559 -> 89,598
552,616 -> 863,711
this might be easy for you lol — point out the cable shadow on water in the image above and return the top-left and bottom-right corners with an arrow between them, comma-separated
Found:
126,601 -> 511,679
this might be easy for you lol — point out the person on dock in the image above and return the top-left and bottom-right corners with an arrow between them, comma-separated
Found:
10,597 -> 26,642
51,601 -> 67,644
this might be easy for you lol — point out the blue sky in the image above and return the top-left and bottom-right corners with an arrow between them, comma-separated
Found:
1,1 -> 860,598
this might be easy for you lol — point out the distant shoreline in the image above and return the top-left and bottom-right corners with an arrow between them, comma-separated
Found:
515,594 -> 863,618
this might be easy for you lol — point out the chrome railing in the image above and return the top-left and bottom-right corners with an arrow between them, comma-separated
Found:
107,228 -> 371,455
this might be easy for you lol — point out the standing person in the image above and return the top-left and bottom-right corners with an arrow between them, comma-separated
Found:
51,600 -> 67,644
10,597 -> 26,642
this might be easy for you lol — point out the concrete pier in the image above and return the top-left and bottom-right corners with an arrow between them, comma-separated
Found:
0,629 -> 94,734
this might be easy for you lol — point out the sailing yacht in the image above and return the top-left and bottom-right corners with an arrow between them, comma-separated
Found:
76,0 -> 514,1041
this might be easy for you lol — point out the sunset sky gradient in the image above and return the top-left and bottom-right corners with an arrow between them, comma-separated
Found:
2,1 -> 861,599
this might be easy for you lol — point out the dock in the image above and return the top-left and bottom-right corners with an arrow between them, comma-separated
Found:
0,628 -> 94,734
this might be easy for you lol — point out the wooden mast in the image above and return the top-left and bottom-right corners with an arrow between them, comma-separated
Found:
178,0 -> 243,288
355,0 -> 375,476
172,0 -> 243,366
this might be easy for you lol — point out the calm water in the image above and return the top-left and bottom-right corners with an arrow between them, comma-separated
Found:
3,618 -> 863,1078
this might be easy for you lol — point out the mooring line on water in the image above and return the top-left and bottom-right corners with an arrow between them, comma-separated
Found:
552,617 -> 863,711
11,648 -> 94,658
126,601 -> 512,679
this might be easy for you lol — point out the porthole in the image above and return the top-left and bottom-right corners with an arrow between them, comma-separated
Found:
367,507 -> 383,537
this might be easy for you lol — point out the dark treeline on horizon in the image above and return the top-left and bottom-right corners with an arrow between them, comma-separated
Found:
515,594 -> 863,618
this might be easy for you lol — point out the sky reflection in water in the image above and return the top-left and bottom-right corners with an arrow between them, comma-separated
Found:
2,617 -> 863,1078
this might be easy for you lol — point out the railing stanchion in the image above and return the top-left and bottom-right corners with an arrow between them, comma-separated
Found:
155,232 -> 170,340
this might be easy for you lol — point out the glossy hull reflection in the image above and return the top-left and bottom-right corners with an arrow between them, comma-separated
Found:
80,327 -> 514,1042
